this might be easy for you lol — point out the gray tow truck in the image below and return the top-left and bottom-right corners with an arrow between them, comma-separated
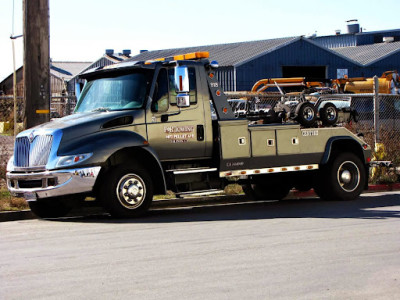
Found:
7,52 -> 372,218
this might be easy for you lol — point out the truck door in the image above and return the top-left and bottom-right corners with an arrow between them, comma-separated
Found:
146,66 -> 207,161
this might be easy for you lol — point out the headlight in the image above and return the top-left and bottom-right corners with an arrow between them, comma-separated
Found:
56,153 -> 93,167
6,156 -> 14,172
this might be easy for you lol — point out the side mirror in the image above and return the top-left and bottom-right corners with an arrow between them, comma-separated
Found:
174,66 -> 190,93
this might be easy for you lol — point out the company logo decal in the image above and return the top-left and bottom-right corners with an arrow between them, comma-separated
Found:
164,125 -> 195,143
28,131 -> 35,143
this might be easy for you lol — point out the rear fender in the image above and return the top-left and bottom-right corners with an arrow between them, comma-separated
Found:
321,136 -> 371,189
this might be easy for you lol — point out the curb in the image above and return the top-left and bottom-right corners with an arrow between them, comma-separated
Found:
1,183 -> 400,222
0,210 -> 36,222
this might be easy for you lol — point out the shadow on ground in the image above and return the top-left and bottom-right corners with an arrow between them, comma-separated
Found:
54,192 -> 400,224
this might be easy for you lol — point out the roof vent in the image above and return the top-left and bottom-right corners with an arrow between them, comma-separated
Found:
346,19 -> 360,34
335,29 -> 341,35
122,49 -> 131,56
105,49 -> 114,55
383,36 -> 394,43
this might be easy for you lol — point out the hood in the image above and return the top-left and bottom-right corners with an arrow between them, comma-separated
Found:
31,110 -> 143,142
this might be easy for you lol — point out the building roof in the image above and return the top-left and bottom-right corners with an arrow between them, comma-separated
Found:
50,61 -> 92,80
79,52 -> 132,75
128,37 -> 298,67
332,41 -> 400,65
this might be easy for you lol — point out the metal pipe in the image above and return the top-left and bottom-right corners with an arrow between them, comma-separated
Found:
373,75 -> 380,144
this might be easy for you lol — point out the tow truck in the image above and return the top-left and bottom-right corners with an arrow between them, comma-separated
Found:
7,52 -> 372,218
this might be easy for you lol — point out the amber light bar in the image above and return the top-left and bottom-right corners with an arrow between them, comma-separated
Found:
145,51 -> 209,64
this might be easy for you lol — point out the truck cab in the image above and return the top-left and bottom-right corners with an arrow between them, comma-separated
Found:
7,52 -> 372,218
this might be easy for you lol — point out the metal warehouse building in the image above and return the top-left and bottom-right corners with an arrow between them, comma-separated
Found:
129,26 -> 400,92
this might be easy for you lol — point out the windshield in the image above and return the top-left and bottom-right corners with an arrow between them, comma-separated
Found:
74,72 -> 150,113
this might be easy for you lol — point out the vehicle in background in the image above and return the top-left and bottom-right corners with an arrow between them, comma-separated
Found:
332,71 -> 400,94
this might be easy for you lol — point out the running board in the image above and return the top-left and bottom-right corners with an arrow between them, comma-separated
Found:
176,189 -> 224,198
167,167 -> 217,175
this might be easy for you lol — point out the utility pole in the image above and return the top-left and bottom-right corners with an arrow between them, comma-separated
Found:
23,0 -> 50,129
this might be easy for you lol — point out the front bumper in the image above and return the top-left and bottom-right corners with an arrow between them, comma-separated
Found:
7,166 -> 101,201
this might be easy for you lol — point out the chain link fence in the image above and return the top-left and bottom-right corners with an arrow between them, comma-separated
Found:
50,96 -> 77,118
0,95 -> 77,123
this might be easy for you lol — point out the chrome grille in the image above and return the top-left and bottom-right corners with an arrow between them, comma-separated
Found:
14,135 -> 53,168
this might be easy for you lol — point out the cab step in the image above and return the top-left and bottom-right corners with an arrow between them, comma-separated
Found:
166,167 -> 218,175
175,189 -> 224,198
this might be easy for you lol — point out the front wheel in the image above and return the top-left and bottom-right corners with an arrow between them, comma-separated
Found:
314,153 -> 366,201
99,164 -> 153,218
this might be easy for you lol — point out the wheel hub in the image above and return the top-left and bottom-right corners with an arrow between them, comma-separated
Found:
326,108 -> 337,120
341,170 -> 352,183
303,108 -> 314,121
337,161 -> 360,192
117,174 -> 146,209
127,184 -> 140,197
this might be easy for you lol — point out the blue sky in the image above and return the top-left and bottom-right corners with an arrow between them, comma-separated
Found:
1,0 -> 400,82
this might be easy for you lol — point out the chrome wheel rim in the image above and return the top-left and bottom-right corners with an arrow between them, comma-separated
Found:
303,107 -> 315,121
326,106 -> 337,121
116,174 -> 146,209
337,161 -> 360,192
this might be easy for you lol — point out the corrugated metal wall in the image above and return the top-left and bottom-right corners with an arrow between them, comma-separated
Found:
312,30 -> 400,48
363,52 -> 400,77
214,67 -> 236,91
312,35 -> 357,49
234,39 -> 363,91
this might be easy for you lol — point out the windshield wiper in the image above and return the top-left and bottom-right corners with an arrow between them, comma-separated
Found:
91,107 -> 110,112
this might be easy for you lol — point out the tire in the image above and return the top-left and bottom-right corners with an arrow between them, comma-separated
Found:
314,152 -> 366,201
28,198 -> 71,219
99,164 -> 153,218
319,102 -> 338,126
296,102 -> 317,127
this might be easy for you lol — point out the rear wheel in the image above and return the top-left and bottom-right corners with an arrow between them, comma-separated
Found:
314,152 -> 366,201
296,102 -> 317,127
28,198 -> 72,219
319,102 -> 338,126
99,164 -> 153,218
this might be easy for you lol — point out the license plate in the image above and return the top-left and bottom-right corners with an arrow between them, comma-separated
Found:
24,192 -> 37,201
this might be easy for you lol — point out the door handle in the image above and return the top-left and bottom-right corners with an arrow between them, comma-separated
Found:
197,125 -> 204,141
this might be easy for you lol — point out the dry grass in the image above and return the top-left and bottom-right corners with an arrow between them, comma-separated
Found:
0,189 -> 29,211
224,184 -> 243,195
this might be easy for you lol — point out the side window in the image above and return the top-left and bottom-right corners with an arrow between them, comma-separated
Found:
169,67 -> 197,105
188,67 -> 197,104
152,68 -> 169,113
